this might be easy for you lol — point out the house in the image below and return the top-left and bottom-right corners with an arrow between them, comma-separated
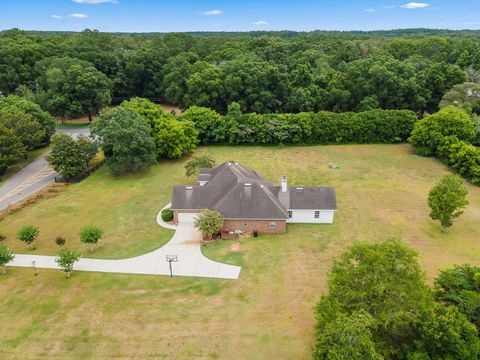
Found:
170,162 -> 336,236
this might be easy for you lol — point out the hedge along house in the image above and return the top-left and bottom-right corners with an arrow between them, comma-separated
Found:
170,162 -> 337,236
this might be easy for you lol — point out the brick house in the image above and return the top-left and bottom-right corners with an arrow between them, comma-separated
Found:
170,162 -> 336,236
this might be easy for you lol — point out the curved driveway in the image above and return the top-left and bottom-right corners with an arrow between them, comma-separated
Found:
8,207 -> 242,280
0,127 -> 91,210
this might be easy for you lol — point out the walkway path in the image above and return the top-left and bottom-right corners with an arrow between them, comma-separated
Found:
8,207 -> 242,280
0,127 -> 91,210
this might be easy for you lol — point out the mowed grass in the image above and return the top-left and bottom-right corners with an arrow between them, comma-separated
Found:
1,144 -> 480,359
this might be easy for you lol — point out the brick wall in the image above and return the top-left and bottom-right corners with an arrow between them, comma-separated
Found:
223,219 -> 286,234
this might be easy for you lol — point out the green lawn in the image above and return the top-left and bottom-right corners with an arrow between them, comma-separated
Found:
1,144 -> 480,359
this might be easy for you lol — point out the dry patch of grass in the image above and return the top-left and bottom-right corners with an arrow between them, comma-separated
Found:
0,144 -> 479,359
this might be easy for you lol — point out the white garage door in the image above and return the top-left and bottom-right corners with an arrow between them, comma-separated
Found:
177,213 -> 198,223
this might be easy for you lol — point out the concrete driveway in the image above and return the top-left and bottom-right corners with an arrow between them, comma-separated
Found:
0,127 -> 91,210
8,210 -> 242,280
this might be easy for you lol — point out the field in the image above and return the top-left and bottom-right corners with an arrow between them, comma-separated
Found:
1,144 -> 480,359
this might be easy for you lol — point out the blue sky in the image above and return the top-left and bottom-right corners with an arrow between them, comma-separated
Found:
1,0 -> 479,32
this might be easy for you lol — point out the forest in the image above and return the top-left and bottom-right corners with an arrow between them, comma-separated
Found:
2,28 -> 480,116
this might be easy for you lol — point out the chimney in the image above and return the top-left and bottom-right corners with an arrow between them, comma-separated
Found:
281,176 -> 288,192
244,183 -> 252,201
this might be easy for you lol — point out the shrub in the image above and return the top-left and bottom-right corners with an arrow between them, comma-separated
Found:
182,107 -> 418,146
194,210 -> 224,240
161,208 -> 173,222
55,236 -> 66,246
0,233 -> 6,242
437,136 -> 480,185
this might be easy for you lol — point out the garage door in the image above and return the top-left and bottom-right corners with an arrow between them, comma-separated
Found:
177,213 -> 198,223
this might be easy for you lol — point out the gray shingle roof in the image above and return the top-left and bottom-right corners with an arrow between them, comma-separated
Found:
171,162 -> 336,218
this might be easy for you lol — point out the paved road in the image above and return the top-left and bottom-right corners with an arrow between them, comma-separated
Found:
8,206 -> 242,280
0,127 -> 91,210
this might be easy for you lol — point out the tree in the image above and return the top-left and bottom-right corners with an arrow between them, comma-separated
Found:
80,226 -> 103,253
428,174 -> 469,232
91,107 -> 156,175
153,117 -> 198,159
35,57 -> 92,122
17,225 -> 40,249
194,210 -> 224,240
0,244 -> 15,274
46,133 -> 97,178
76,134 -> 98,168
119,97 -> 167,128
0,124 -> 25,175
409,304 -> 480,360
315,240 -> 432,357
179,106 -> 228,144
0,111 -> 45,150
56,249 -> 81,278
0,95 -> 55,144
313,311 -> 383,360
440,82 -> 480,113
434,264 -> 480,329
409,107 -> 476,156
185,154 -> 216,177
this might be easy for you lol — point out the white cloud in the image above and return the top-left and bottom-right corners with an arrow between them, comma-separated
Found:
253,20 -> 268,25
201,9 -> 223,16
69,13 -> 89,19
401,2 -> 430,9
50,15 -> 63,19
365,8 -> 375,12
72,0 -> 117,3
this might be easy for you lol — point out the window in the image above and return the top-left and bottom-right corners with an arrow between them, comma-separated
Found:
288,210 -> 293,219
243,221 -> 248,227
269,221 -> 277,229
314,211 -> 320,219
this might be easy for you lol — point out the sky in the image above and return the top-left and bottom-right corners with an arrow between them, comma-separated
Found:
1,0 -> 480,33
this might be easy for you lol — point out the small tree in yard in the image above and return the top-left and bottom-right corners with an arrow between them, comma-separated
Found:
17,225 -> 39,249
80,226 -> 103,253
0,244 -> 15,274
56,249 -> 81,278
194,210 -> 224,240
185,154 -> 216,177
428,174 -> 469,232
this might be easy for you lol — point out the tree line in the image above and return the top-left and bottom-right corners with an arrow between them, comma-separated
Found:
3,28 -> 480,115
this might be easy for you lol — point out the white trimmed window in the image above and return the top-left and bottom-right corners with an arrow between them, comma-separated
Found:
314,211 -> 320,219
269,221 -> 277,229
288,210 -> 293,218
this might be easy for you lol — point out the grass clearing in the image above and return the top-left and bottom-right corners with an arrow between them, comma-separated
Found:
1,144 -> 480,359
